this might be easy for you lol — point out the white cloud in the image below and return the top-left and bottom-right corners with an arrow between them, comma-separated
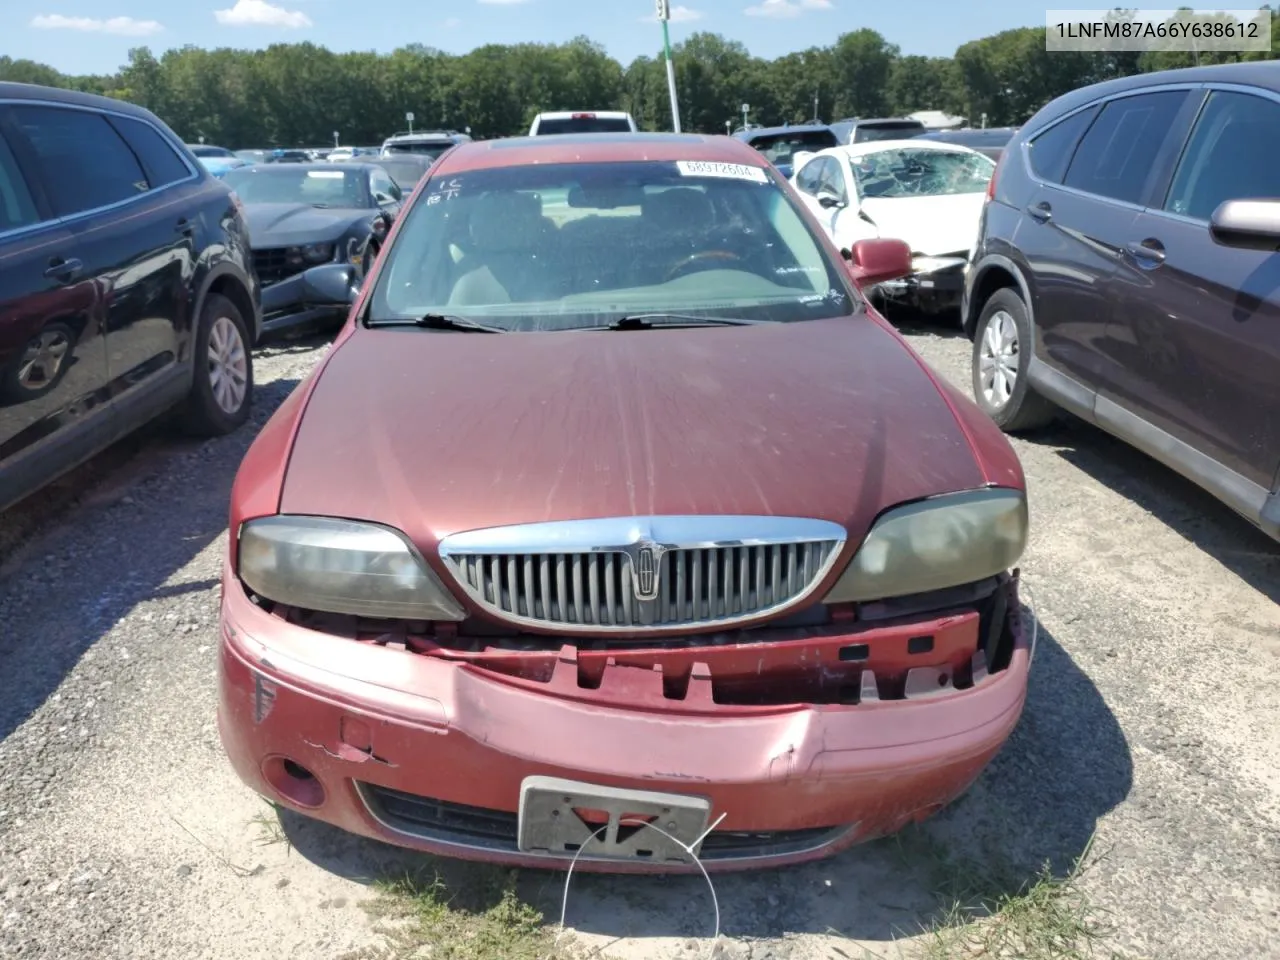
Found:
745,0 -> 832,18
29,14 -> 164,36
214,0 -> 313,28
641,5 -> 704,22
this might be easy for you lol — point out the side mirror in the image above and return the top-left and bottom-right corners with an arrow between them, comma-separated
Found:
1209,199 -> 1280,251
816,190 -> 846,210
844,238 -> 913,287
300,263 -> 360,306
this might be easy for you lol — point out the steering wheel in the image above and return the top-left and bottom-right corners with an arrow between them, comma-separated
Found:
664,249 -> 745,282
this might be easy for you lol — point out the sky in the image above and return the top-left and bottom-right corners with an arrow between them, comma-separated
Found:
4,0 -> 1048,77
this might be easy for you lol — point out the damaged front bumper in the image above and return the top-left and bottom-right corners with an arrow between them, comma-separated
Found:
258,271 -> 351,337
216,564 -> 1031,873
877,255 -> 969,313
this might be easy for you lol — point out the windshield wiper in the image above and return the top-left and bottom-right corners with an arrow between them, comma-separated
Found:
370,313 -> 507,333
603,313 -> 767,330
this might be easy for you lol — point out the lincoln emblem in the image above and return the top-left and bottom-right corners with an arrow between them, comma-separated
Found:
632,543 -> 660,601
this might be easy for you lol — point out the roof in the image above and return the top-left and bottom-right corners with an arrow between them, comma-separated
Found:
0,81 -> 159,121
733,124 -> 833,141
533,110 -> 633,120
233,161 -> 379,173
1027,60 -> 1280,132
435,132 -> 767,174
824,139 -> 989,160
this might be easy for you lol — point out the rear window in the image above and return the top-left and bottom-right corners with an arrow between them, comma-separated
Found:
535,116 -> 633,135
384,142 -> 453,160
747,131 -> 839,168
853,122 -> 926,143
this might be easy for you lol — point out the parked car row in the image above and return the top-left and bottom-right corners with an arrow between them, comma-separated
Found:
2,60 -> 1277,886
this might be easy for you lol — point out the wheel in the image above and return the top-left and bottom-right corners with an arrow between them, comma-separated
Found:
970,288 -> 1056,432
182,292 -> 253,436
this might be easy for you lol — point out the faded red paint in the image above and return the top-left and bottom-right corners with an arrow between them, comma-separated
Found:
218,563 -> 1031,873
217,134 -> 1033,871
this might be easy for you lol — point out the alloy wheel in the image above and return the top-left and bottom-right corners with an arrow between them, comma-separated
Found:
208,315 -> 248,415
978,309 -> 1019,409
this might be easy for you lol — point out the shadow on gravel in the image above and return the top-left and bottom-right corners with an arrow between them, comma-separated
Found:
1027,416 -> 1280,603
277,617 -> 1130,949
0,375 -> 301,745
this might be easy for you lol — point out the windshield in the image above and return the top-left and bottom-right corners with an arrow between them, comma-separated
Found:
853,123 -> 926,143
749,131 -> 838,168
535,117 -> 632,135
851,148 -> 995,199
384,142 -> 452,159
368,160 -> 854,332
222,167 -> 369,207
190,145 -> 234,158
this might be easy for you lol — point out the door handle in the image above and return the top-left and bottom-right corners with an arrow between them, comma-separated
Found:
175,218 -> 195,236
1027,201 -> 1052,223
1125,239 -> 1166,265
44,257 -> 83,281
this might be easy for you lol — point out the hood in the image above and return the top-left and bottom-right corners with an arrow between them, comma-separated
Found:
859,193 -> 986,257
243,203 -> 367,247
280,317 -> 986,551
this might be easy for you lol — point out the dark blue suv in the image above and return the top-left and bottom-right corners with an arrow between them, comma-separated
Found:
962,62 -> 1280,541
0,83 -> 260,512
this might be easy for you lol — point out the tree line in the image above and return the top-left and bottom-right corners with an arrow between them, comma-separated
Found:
1,11 -> 1278,148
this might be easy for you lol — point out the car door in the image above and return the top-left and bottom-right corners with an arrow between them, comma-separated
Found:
821,154 -> 876,252
1016,90 -> 1194,392
8,103 -> 200,428
1110,87 -> 1280,496
0,111 -> 107,510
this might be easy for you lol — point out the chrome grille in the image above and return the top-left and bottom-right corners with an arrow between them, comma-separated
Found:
438,516 -> 846,633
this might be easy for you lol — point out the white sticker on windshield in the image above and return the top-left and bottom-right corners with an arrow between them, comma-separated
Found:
306,170 -> 345,179
676,161 -> 769,184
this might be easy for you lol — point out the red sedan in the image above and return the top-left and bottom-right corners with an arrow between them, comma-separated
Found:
217,132 -> 1033,873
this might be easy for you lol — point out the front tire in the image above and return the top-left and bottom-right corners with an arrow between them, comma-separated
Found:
182,292 -> 253,436
970,288 -> 1056,432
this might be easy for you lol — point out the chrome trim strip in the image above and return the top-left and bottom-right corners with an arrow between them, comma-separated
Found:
353,781 -> 855,864
440,515 -> 847,554
438,515 -> 848,634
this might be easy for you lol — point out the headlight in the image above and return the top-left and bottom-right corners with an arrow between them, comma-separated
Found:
301,242 -> 335,263
823,488 -> 1028,603
237,516 -> 466,620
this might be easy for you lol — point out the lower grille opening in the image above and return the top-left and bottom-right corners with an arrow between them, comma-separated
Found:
359,783 -> 848,861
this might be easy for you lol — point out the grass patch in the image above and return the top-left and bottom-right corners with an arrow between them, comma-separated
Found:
341,866 -> 569,960
902,830 -> 1127,960
248,800 -> 293,854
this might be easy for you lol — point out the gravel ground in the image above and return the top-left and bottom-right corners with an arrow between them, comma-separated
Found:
0,323 -> 1277,960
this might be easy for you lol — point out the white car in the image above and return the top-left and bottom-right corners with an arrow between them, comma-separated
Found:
327,146 -> 356,163
528,111 -> 638,135
790,140 -> 996,315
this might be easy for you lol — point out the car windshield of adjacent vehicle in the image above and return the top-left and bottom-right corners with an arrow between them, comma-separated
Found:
367,159 -> 854,333
853,122 -> 926,143
536,116 -> 633,135
851,147 -> 995,198
189,144 -> 235,158
222,167 -> 369,208
384,141 -> 453,159
749,130 -> 839,168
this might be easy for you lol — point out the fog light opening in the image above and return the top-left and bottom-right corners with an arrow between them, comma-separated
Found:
263,755 -> 326,809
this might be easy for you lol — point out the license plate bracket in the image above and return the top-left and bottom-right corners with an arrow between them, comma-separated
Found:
517,776 -> 712,864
